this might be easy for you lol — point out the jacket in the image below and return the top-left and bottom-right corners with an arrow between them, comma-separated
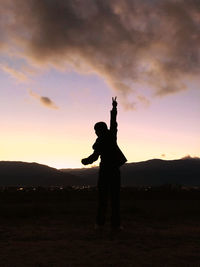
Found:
86,105 -> 127,168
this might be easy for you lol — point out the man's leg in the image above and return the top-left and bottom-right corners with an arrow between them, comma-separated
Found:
110,168 -> 121,228
96,169 -> 108,226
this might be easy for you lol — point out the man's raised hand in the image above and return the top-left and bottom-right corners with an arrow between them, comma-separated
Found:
112,96 -> 117,108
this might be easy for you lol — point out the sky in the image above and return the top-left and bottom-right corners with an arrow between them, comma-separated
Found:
0,0 -> 200,169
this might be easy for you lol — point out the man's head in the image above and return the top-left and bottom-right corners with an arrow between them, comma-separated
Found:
94,122 -> 108,137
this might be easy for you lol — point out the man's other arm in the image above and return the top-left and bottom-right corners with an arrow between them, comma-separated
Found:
81,151 -> 99,165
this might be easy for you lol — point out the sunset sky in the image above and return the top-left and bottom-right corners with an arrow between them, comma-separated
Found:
0,0 -> 200,168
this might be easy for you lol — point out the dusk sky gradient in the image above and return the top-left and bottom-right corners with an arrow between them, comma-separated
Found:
0,0 -> 200,168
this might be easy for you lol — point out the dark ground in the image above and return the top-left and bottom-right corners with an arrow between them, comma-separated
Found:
0,188 -> 200,266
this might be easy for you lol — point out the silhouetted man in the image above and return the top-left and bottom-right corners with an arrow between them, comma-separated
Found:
81,97 -> 127,230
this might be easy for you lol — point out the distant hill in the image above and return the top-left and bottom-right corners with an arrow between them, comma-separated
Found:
0,161 -> 81,186
61,166 -> 99,186
61,158 -> 200,186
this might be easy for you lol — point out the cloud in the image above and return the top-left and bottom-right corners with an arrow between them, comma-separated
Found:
0,65 -> 28,82
1,0 -> 200,107
29,90 -> 59,110
181,155 -> 200,160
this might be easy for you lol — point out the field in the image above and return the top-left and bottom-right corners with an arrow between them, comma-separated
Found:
0,188 -> 200,266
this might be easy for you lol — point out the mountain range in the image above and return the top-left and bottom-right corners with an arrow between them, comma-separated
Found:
62,158 -> 200,186
0,158 -> 199,187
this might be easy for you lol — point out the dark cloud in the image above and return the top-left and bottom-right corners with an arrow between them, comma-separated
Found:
1,0 -> 200,107
29,90 -> 59,109
40,96 -> 58,109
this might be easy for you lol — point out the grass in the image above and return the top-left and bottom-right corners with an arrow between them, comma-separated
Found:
0,189 -> 200,266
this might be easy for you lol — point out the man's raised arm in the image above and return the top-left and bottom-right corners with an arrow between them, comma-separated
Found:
110,97 -> 118,139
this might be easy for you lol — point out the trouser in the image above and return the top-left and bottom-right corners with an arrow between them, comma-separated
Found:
96,166 -> 121,228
